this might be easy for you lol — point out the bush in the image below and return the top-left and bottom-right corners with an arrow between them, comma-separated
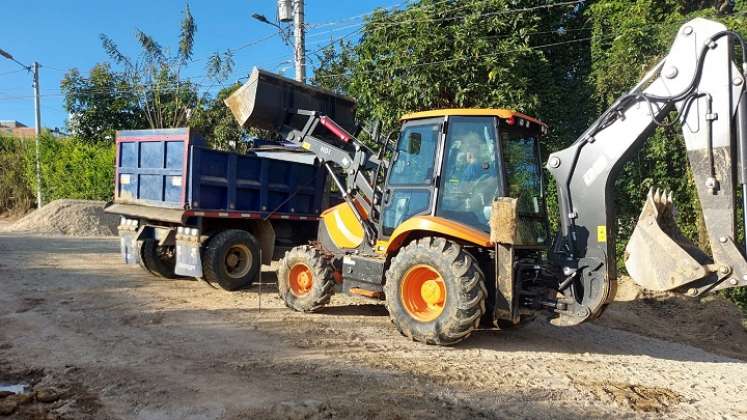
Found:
1,134 -> 116,214
0,135 -> 34,214
27,135 -> 116,202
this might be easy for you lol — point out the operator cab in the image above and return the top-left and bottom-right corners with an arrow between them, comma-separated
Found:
382,108 -> 549,247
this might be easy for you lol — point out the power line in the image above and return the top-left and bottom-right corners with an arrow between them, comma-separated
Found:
301,0 -> 492,41
311,35 -> 594,81
6,3 -> 742,103
0,68 -> 28,76
367,0 -> 584,31
289,0 -> 587,72
0,32 -> 597,102
4,0 -> 586,98
266,24 -> 594,78
306,0 -> 486,31
304,0 -> 584,40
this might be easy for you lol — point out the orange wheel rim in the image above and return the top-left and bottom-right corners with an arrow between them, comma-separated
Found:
289,263 -> 313,296
400,264 -> 446,322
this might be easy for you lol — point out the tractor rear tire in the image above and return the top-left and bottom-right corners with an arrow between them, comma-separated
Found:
277,245 -> 336,312
202,229 -> 260,291
384,237 -> 486,345
137,239 -> 178,279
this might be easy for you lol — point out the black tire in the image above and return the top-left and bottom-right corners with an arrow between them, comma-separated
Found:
137,239 -> 178,279
202,229 -> 260,291
277,245 -> 336,312
384,237 -> 487,345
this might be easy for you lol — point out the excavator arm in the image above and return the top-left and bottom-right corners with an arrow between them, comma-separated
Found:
546,18 -> 747,326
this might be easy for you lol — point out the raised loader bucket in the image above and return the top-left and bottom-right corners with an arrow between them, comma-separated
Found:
224,67 -> 357,134
624,188 -> 712,291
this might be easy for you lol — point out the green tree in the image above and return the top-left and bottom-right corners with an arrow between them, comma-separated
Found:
97,2 -> 201,129
190,84 -> 247,150
61,64 -> 147,143
313,0 -> 593,144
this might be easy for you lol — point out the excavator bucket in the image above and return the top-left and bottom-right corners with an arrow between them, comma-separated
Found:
624,188 -> 711,291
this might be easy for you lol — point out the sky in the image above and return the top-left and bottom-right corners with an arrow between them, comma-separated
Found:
0,0 -> 402,131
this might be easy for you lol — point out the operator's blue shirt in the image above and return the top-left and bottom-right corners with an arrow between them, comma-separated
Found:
463,162 -> 481,181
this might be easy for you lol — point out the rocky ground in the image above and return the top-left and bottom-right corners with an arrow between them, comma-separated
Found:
0,231 -> 746,419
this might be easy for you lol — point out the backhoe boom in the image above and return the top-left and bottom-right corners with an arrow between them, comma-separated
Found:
546,18 -> 747,325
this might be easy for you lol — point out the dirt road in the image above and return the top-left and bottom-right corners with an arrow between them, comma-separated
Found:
1,232 -> 746,419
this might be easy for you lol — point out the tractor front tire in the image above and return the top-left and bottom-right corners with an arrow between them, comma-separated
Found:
202,229 -> 260,291
277,245 -> 336,312
137,239 -> 178,279
384,237 -> 486,345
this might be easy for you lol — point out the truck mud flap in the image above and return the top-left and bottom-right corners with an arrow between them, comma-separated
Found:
175,227 -> 203,278
118,219 -> 140,265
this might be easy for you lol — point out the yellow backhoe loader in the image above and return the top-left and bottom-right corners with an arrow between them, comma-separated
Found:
226,17 -> 747,345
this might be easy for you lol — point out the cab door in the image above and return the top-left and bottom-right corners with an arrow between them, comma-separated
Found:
380,118 -> 443,236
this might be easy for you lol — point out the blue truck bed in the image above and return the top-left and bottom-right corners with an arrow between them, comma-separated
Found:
108,128 -> 327,223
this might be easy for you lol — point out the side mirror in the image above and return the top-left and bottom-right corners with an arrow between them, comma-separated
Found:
407,132 -> 422,155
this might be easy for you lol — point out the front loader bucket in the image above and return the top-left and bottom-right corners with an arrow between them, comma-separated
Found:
624,188 -> 712,291
224,67 -> 357,134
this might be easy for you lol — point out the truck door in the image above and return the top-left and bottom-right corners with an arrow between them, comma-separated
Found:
380,118 -> 443,236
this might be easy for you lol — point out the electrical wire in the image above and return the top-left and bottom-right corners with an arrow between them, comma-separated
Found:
0,68 -> 28,76
311,36 -> 593,81
302,0 -> 584,42
1,1 -> 588,98
2,6 -> 744,102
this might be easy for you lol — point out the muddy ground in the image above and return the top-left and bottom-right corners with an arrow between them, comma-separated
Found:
1,232 -> 746,419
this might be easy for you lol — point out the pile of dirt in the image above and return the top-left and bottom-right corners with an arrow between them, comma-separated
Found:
0,199 -> 119,237
596,291 -> 747,360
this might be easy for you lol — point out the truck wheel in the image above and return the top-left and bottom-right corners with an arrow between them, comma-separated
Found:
384,237 -> 486,345
202,229 -> 260,291
137,239 -> 178,279
277,245 -> 336,312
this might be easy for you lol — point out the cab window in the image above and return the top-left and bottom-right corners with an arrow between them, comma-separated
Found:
501,129 -> 548,245
387,123 -> 439,186
381,121 -> 441,236
501,130 -> 542,215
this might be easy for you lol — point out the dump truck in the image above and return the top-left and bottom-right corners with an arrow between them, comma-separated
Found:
105,127 -> 340,290
223,18 -> 747,345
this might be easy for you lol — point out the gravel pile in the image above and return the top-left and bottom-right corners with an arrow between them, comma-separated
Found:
0,199 -> 119,237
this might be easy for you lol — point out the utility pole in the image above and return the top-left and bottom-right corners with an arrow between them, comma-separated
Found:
0,48 -> 43,208
32,61 -> 43,207
253,1 -> 305,82
292,0 -> 306,83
